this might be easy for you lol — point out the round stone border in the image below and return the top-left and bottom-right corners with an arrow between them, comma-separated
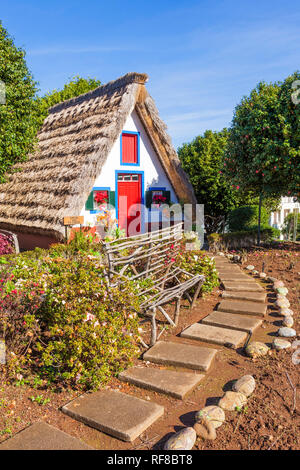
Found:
163,374 -> 256,449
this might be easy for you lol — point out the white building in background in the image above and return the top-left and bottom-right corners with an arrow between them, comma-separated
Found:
270,196 -> 300,239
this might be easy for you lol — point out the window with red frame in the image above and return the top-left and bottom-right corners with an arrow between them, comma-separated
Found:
122,133 -> 138,164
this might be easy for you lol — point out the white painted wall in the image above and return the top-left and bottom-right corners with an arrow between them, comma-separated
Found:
269,196 -> 300,239
80,109 -> 179,232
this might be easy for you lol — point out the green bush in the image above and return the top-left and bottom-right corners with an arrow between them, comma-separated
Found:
227,205 -> 270,232
0,241 -> 141,390
175,251 -> 219,293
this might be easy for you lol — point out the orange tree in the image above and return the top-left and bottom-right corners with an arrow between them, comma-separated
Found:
224,71 -> 300,244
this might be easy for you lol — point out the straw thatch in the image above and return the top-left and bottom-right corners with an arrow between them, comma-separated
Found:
0,72 -> 196,241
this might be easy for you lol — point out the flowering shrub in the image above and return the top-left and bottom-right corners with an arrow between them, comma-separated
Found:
0,241 -> 141,390
0,233 -> 14,255
96,210 -> 126,240
0,274 -> 42,357
175,251 -> 219,293
35,256 -> 140,389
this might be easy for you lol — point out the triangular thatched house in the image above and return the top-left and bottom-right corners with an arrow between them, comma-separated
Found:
0,72 -> 196,250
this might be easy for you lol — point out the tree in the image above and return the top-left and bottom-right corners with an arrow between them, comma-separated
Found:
178,129 -> 236,224
224,73 -> 300,244
34,76 -> 101,129
177,129 -> 280,233
0,22 -> 38,182
277,71 -> 300,197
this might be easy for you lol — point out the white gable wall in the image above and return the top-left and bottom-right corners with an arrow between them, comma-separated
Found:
80,109 -> 179,230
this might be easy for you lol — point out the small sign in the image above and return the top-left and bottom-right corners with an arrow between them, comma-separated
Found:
0,339 -> 5,365
64,216 -> 84,226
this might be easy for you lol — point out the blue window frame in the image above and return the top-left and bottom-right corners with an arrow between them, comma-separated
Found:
120,130 -> 140,166
149,187 -> 166,191
89,186 -> 111,213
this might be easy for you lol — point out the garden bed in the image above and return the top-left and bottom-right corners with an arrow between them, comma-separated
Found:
0,242 -> 299,450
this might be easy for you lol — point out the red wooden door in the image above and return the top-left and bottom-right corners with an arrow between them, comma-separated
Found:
117,174 -> 142,235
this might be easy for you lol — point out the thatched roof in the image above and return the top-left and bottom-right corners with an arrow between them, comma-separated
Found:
0,72 -> 196,240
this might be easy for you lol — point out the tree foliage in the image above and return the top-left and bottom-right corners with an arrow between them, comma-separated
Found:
33,76 -> 101,129
227,205 -> 270,232
0,22 -> 101,183
178,129 -> 237,218
177,129 -> 281,225
0,22 -> 38,182
224,72 -> 300,198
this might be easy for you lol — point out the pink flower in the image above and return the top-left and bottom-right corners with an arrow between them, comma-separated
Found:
84,313 -> 96,322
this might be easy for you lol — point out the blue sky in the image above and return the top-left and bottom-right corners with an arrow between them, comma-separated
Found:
1,0 -> 300,148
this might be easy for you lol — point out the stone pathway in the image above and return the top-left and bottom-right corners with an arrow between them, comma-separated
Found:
218,299 -> 267,316
143,340 -> 218,371
202,310 -> 262,333
222,281 -> 264,292
0,421 -> 93,450
180,322 -> 247,348
119,367 -> 205,400
61,390 -> 164,443
1,254 -> 271,449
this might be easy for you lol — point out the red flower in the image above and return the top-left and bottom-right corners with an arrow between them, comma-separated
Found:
94,191 -> 108,205
152,195 -> 167,204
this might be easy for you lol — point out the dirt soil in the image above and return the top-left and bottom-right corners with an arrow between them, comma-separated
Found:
0,243 -> 299,450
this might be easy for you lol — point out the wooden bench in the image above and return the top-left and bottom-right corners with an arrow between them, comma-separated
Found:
103,223 -> 205,347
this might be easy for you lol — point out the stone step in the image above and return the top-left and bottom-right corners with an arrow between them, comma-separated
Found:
217,268 -> 243,274
219,273 -> 255,281
202,310 -> 262,334
218,299 -> 267,317
143,341 -> 217,372
119,367 -> 204,400
214,261 -> 232,266
180,323 -> 247,349
222,281 -> 264,292
62,390 -> 164,443
0,422 -> 93,450
222,291 -> 266,303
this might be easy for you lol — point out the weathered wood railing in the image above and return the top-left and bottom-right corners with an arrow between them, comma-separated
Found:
103,223 -> 205,347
